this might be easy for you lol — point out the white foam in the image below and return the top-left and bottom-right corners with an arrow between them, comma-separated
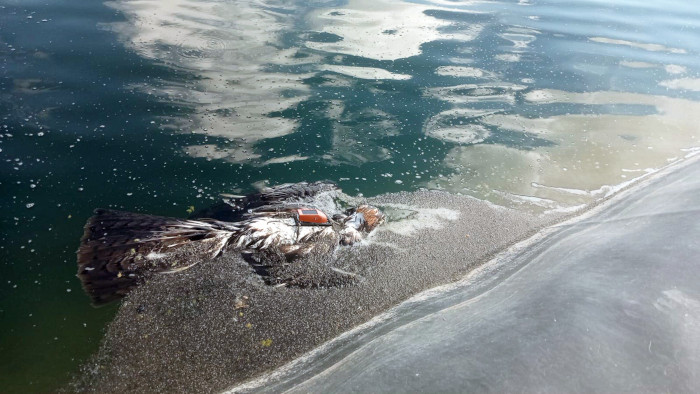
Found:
379,204 -> 460,236
319,65 -> 411,80
681,146 -> 700,158
426,124 -> 491,144
530,182 -> 590,196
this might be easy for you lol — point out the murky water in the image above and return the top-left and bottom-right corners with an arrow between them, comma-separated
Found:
1,0 -> 699,391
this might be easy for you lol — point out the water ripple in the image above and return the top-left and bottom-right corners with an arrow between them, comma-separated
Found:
102,0 -> 700,212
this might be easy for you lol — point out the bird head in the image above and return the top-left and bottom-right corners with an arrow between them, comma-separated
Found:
344,204 -> 385,233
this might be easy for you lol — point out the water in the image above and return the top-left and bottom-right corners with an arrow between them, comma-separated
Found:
1,0 -> 699,391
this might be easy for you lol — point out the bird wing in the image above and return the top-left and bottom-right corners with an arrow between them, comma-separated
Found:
192,181 -> 340,221
77,209 -> 238,305
255,181 -> 339,203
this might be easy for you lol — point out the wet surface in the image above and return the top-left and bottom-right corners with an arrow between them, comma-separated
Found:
259,155 -> 700,394
2,0 -> 700,390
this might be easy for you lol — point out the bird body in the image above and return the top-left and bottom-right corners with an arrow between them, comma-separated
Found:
77,182 -> 384,305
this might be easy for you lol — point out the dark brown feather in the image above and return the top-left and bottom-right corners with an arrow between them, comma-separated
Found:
77,209 -> 238,305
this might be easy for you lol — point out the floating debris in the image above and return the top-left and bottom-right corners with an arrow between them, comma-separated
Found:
233,295 -> 249,310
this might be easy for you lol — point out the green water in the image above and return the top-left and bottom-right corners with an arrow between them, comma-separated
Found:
2,0 -> 699,391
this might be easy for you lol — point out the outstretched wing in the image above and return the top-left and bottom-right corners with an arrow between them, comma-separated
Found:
254,181 -> 339,203
77,209 -> 238,305
190,181 -> 340,221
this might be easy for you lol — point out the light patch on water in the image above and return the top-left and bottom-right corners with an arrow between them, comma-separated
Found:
659,78 -> 700,92
619,61 -> 687,75
447,56 -> 475,65
425,83 -> 526,105
319,65 -> 411,80
427,124 -> 491,144
619,60 -> 656,69
664,64 -> 687,75
481,114 -> 552,135
424,108 -> 500,144
495,53 -> 521,62
184,144 -> 262,162
379,203 -> 460,236
262,155 -> 309,165
430,89 -> 700,213
305,0 -> 483,61
589,36 -> 687,54
524,89 -> 555,102
435,66 -> 486,78
422,0 -> 481,6
499,30 -> 538,49
313,73 -> 355,88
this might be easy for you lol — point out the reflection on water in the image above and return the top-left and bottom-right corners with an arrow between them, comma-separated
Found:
431,90 -> 700,212
104,0 -> 474,167
589,37 -> 687,54
105,0 -> 314,149
106,0 -> 700,211
304,0 -> 479,60
661,78 -> 700,91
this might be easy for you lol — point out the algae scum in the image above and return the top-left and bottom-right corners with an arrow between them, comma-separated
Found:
1,0 -> 700,391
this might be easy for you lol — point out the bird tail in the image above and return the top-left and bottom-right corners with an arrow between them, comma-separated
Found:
77,209 -> 238,305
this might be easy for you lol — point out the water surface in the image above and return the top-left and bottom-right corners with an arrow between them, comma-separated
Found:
1,0 -> 699,391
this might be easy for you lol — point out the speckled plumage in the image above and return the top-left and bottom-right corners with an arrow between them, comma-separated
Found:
77,182 -> 384,305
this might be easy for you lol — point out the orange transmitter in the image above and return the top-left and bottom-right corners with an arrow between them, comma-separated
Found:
296,208 -> 330,226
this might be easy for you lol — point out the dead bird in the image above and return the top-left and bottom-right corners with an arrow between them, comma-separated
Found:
76,181 -> 385,305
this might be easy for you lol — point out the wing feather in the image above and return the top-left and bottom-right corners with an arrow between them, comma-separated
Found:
77,209 -> 238,305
